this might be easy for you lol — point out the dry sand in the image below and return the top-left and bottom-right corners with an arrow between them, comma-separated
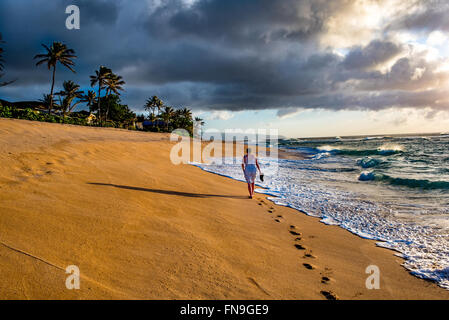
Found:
0,118 -> 448,299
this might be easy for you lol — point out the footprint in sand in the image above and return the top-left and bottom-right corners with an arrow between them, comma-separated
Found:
303,263 -> 315,270
320,267 -> 334,284
321,276 -> 331,284
294,237 -> 302,241
290,230 -> 301,236
274,214 -> 285,222
294,244 -> 306,250
303,252 -> 316,259
320,290 -> 338,300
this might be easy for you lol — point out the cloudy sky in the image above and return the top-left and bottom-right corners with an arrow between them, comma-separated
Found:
1,0 -> 449,137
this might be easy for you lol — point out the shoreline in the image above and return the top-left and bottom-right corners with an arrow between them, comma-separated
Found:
197,148 -> 449,291
1,118 -> 448,299
193,160 -> 448,291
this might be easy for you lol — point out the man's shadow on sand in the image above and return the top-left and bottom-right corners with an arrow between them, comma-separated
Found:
88,182 -> 248,199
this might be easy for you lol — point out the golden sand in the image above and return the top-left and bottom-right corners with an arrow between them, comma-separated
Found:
0,118 -> 447,299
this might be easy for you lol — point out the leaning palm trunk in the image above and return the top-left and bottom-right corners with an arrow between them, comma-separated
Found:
48,65 -> 56,115
97,82 -> 102,126
105,89 -> 110,123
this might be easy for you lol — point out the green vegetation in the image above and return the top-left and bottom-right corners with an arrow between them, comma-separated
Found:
0,36 -> 204,134
140,96 -> 203,136
0,104 -> 87,125
55,80 -> 83,122
92,95 -> 136,129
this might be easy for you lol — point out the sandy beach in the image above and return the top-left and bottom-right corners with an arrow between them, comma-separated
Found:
0,118 -> 448,300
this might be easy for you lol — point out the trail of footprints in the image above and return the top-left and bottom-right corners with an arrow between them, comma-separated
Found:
257,198 -> 339,300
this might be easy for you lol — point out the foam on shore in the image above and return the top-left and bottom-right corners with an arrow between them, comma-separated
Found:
192,157 -> 449,289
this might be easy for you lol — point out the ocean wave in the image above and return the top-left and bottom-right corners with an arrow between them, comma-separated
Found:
316,144 -> 403,157
192,158 -> 449,289
359,171 -> 449,190
364,136 -> 385,140
298,166 -> 358,173
356,157 -> 382,168
312,152 -> 331,160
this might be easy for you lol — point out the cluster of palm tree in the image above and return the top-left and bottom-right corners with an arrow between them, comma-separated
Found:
34,41 -> 125,125
90,66 -> 125,125
143,96 -> 204,134
2,35 -> 203,133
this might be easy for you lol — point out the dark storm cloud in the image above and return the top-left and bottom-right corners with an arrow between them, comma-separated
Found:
76,0 -> 120,26
146,0 -> 347,45
0,0 -> 448,114
343,40 -> 403,70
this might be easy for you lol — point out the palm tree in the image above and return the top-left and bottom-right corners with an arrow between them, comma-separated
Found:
194,117 -> 205,126
180,107 -> 192,120
39,94 -> 59,111
34,42 -> 77,114
144,98 -> 155,119
160,106 -> 175,131
55,80 -> 83,122
81,90 -> 97,113
144,96 -> 163,128
148,113 -> 157,126
104,73 -> 125,121
194,117 -> 205,138
90,66 -> 112,126
172,107 -> 192,129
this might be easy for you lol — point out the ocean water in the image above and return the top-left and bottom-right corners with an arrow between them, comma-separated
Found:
192,134 -> 449,289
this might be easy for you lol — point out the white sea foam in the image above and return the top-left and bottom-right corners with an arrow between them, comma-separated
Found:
377,143 -> 404,152
191,157 -> 449,289
317,145 -> 340,152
